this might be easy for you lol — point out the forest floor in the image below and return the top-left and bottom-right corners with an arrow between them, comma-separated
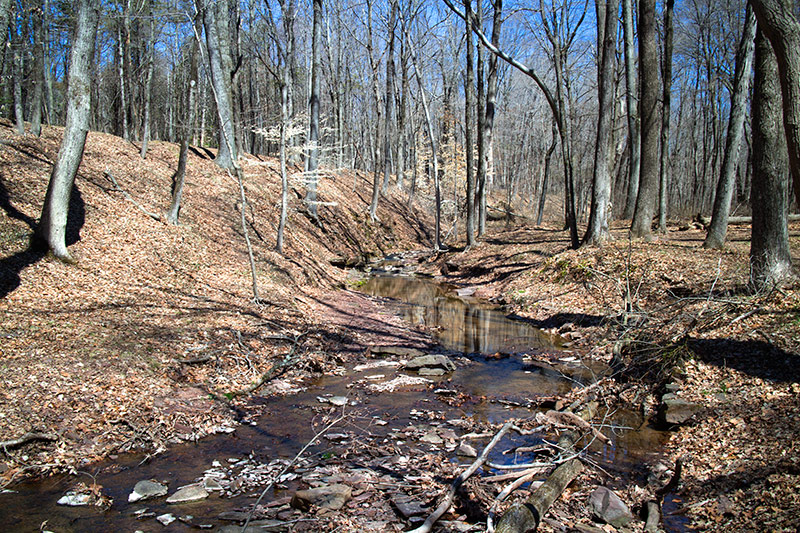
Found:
1,120 -> 800,531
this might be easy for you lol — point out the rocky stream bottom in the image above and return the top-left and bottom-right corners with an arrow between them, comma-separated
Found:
0,264 -> 691,533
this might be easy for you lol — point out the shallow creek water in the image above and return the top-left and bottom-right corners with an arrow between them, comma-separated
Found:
1,269 -> 671,532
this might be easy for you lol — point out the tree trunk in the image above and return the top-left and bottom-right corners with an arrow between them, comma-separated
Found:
116,23 -> 129,141
367,0 -> 382,221
750,0 -> 800,209
381,0 -> 397,195
140,9 -> 155,159
750,29 -> 792,289
36,0 -> 99,262
584,0 -> 620,245
166,38 -> 199,225
658,0 -> 675,233
622,0 -> 640,220
631,0 -> 660,239
704,6 -> 757,249
464,0 -> 476,247
305,0 -> 322,218
484,0 -> 502,232
199,0 -> 238,169
475,4 -> 487,237
0,0 -> 11,54
31,2 -> 45,137
537,120 -> 558,225
12,17 -> 24,136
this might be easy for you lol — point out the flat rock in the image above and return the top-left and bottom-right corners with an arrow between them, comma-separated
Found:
166,484 -> 209,504
391,494 -> 427,518
290,484 -> 351,512
589,486 -> 634,528
156,513 -> 176,526
418,367 -> 445,376
370,346 -> 425,358
662,397 -> 701,425
420,431 -> 444,445
57,491 -> 92,506
405,354 -> 455,372
129,480 -> 168,503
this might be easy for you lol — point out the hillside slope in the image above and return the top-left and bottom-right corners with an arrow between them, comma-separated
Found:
0,120 -> 432,475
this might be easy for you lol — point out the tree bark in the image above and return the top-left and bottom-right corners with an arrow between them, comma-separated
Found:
367,0 -> 382,221
305,0 -> 322,218
631,0 -> 660,239
584,0 -> 620,245
198,0 -> 238,169
750,29 -> 792,289
622,0 -> 640,219
31,2 -> 45,137
750,0 -> 800,209
704,6 -> 757,249
464,0 -> 476,247
140,5 -> 155,159
0,0 -> 11,54
475,4 -> 486,237
12,15 -> 24,136
484,0 -> 502,232
658,0 -> 675,233
537,120 -> 558,225
381,0 -> 397,195
36,0 -> 99,262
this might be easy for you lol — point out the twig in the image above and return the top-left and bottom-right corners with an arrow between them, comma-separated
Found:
487,470 -> 542,533
408,421 -> 514,533
104,170 -> 161,221
241,412 -> 346,532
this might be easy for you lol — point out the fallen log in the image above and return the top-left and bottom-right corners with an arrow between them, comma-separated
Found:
0,432 -> 58,451
694,213 -> 800,228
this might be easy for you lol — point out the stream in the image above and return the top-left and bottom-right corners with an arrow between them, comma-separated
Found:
0,263 -> 672,532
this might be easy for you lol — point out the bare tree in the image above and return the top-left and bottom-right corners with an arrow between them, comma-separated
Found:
583,0 -> 620,245
140,2 -> 155,158
657,0 -> 675,233
703,5 -> 757,249
36,0 -> 99,262
750,29 -> 792,289
621,0 -> 640,219
630,0 -> 659,239
30,1 -> 45,137
464,0 -> 476,247
305,0 -> 322,218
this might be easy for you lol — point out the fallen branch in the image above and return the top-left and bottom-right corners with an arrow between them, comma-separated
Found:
0,432 -> 58,452
104,170 -> 162,221
542,410 -> 611,444
487,470 -> 543,532
408,421 -> 514,533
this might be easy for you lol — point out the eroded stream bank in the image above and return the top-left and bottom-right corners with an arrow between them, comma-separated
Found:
1,256 -> 675,532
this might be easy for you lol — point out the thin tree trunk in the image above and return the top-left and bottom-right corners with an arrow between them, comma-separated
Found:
117,24 -> 129,140
537,120 -> 558,225
12,18 -> 24,135
750,29 -> 792,289
631,0 -> 660,239
484,0 -> 502,233
657,0 -> 674,233
140,10 -> 154,158
31,2 -> 45,137
305,0 -> 322,218
475,4 -> 486,236
0,0 -> 11,54
36,0 -> 99,262
464,0 -> 476,247
622,0 -> 640,219
704,6 -> 757,249
367,0 -> 382,221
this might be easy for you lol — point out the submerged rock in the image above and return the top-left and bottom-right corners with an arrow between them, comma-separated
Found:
57,491 -> 93,507
370,346 -> 425,358
291,484 -> 351,512
156,513 -> 176,526
589,486 -> 634,528
166,484 -> 208,504
128,480 -> 168,503
405,354 -> 456,373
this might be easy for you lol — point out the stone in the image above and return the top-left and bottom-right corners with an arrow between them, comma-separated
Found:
217,521 -> 285,533
156,513 -> 176,526
391,494 -> 427,518
589,486 -> 634,528
290,484 -> 351,512
420,431 -> 443,445
166,484 -> 209,504
57,491 -> 92,506
370,346 -> 425,358
662,397 -> 701,425
203,477 -> 223,492
418,368 -> 445,376
457,442 -> 478,458
405,355 -> 456,372
129,480 -> 168,503
329,396 -> 348,406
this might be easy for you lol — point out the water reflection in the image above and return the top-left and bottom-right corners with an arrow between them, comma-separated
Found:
361,274 -> 562,355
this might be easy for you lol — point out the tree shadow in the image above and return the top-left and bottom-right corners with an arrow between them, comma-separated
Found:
687,337 -> 800,383
507,311 -> 606,329
0,181 -> 85,299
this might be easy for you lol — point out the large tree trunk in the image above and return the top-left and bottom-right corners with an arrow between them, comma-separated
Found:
475,4 -> 486,237
31,2 -> 45,137
116,21 -> 129,141
657,0 -> 675,233
750,0 -> 800,209
750,30 -> 792,289
704,6 -> 757,249
483,0 -> 502,233
0,0 -> 11,53
367,0 -> 382,221
631,0 -> 660,239
464,0 -> 476,247
199,0 -> 238,169
622,0 -> 640,219
583,0 -> 620,245
36,0 -> 99,262
305,0 -> 322,218
12,16 -> 24,136
381,0 -> 397,195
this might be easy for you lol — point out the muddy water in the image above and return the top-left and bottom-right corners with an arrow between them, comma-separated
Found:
0,271 -> 670,532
